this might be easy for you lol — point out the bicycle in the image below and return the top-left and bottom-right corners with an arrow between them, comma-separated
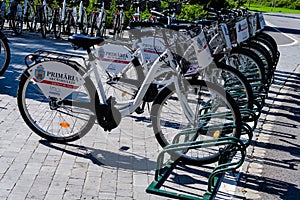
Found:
33,0 -> 52,38
77,0 -> 88,34
61,0 -> 77,35
50,5 -> 62,38
23,0 -> 36,31
7,0 -> 23,35
110,0 -> 130,39
17,27 -> 242,165
89,0 -> 109,37
0,31 -> 11,76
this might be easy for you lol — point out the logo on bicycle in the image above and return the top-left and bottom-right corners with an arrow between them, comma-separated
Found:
97,47 -> 105,60
34,65 -> 46,82
195,37 -> 208,53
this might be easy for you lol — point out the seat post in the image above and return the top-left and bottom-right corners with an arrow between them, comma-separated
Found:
86,47 -> 95,61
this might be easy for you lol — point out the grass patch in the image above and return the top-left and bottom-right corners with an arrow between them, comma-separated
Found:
243,4 -> 300,14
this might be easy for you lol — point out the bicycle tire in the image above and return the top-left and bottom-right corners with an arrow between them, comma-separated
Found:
211,62 -> 254,110
229,47 -> 267,87
252,36 -> 276,64
0,33 -> 11,76
151,79 -> 242,165
242,41 -> 273,83
17,61 -> 98,143
256,32 -> 278,55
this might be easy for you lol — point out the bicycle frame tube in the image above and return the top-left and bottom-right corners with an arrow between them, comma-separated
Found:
80,43 -> 196,124
62,0 -> 66,21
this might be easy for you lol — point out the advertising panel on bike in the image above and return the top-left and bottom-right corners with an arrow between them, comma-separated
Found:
95,44 -> 134,74
132,36 -> 166,63
235,18 -> 250,43
220,23 -> 232,49
258,13 -> 266,30
248,14 -> 257,36
192,30 -> 213,69
28,61 -> 85,100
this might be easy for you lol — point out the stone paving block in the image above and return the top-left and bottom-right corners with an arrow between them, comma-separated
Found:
98,192 -> 116,199
44,194 -> 64,200
46,181 -> 68,196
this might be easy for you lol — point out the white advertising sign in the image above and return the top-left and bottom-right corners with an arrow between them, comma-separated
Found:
29,61 -> 85,100
95,44 -> 134,74
236,18 -> 250,43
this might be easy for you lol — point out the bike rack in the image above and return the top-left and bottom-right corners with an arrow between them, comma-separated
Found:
146,136 -> 246,200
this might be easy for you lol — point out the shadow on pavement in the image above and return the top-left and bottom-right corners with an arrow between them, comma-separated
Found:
239,172 -> 300,199
39,140 -> 157,172
264,26 -> 300,36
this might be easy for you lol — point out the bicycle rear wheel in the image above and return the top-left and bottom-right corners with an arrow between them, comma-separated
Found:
151,79 -> 242,165
17,62 -> 98,143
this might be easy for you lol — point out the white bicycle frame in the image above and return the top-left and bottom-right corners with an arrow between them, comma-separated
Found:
84,47 -> 195,122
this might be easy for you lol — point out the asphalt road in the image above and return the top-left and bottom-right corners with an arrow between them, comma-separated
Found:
263,13 -> 300,46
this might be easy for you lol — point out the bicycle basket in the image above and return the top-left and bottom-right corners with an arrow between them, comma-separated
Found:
147,0 -> 161,12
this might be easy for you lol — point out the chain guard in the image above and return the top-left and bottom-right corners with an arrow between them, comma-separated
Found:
96,103 -> 121,132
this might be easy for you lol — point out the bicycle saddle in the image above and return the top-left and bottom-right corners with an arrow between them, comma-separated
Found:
68,34 -> 104,50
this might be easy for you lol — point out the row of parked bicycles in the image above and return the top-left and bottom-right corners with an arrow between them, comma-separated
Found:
15,0 -> 280,198
0,0 -> 154,38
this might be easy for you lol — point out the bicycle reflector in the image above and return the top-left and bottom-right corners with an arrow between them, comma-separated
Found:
213,130 -> 221,138
60,122 -> 70,128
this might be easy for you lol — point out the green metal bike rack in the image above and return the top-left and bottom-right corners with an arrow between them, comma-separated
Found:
146,137 -> 246,200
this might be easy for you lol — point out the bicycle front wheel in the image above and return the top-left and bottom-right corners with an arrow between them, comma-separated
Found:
151,79 -> 242,165
17,63 -> 98,143
0,33 -> 11,76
